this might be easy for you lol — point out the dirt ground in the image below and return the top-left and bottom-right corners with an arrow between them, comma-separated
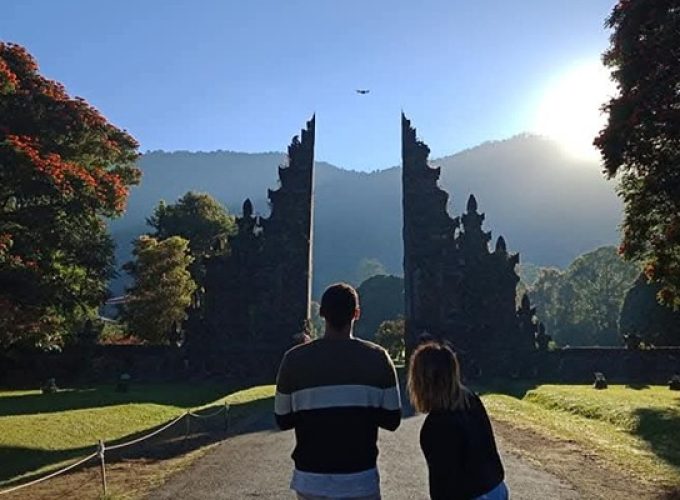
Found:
492,419 -> 680,500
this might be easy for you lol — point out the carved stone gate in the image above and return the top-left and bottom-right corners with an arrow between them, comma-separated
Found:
192,117 -> 315,378
191,114 -> 537,379
402,114 -> 536,375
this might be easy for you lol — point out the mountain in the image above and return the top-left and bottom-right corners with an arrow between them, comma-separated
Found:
109,134 -> 622,297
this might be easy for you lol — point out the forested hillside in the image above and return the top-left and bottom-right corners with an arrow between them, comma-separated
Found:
110,134 -> 622,296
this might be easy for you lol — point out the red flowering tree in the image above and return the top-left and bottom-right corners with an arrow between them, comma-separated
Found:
0,42 -> 140,349
595,1 -> 680,309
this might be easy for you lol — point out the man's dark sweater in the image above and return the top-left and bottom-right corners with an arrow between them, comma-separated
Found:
275,337 -> 402,474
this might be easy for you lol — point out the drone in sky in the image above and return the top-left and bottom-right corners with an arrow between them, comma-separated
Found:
355,89 -> 370,95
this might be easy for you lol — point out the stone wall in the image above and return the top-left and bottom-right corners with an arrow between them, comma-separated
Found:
531,347 -> 680,384
0,345 -> 182,387
4,344 -> 678,388
454,346 -> 680,383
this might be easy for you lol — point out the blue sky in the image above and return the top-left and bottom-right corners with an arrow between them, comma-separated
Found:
2,0 -> 616,171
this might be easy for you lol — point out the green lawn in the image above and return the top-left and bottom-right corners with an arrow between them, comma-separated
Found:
481,383 -> 680,487
5,379 -> 678,491
0,383 -> 275,485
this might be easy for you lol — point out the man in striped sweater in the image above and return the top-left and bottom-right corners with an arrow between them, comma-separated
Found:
275,283 -> 402,499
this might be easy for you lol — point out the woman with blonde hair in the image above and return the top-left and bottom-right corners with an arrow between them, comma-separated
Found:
408,341 -> 507,500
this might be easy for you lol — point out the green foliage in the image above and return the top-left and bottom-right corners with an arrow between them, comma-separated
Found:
374,318 -> 405,362
99,321 -> 133,344
147,191 -> 235,283
309,301 -> 324,339
596,1 -> 680,309
620,274 -> 680,346
530,247 -> 639,346
122,236 -> 196,344
354,274 -> 404,340
517,262 -> 542,287
0,43 -> 140,350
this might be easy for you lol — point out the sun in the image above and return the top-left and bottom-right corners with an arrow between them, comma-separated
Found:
533,61 -> 617,161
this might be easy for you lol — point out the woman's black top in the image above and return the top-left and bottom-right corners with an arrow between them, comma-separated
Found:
420,388 -> 504,500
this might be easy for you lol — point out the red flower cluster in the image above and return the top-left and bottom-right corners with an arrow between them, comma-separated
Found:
72,97 -> 108,129
0,43 -> 38,74
8,134 -> 96,191
0,57 -> 19,94
39,80 -> 68,101
6,134 -> 131,213
99,171 -> 129,211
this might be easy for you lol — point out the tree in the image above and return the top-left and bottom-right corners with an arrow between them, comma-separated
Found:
309,301 -> 324,339
568,247 -> 640,344
375,319 -> 405,362
147,191 -> 235,283
122,236 -> 196,344
355,275 -> 404,340
529,247 -> 639,346
0,43 -> 140,349
620,274 -> 680,346
529,267 -> 570,341
517,262 -> 542,287
515,262 -> 543,308
595,1 -> 680,309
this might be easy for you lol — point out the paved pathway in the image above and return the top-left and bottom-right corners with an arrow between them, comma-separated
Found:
150,413 -> 580,499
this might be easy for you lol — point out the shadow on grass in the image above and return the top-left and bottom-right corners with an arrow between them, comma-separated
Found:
625,383 -> 651,390
632,396 -> 680,474
0,380 -> 257,417
0,396 -> 274,486
472,379 -> 539,399
642,405 -> 680,500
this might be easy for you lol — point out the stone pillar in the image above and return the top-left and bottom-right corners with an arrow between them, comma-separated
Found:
200,117 -> 315,378
401,113 -> 529,377
401,113 -> 460,360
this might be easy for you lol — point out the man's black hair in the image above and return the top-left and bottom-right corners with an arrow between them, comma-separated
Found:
320,283 -> 359,329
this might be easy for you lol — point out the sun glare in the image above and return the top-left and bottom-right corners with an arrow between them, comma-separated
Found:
533,61 -> 617,162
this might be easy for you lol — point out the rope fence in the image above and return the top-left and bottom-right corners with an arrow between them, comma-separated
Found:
0,402 -> 231,497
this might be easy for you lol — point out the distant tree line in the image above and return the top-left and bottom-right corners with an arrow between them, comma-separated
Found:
352,247 -> 680,350
528,247 -> 639,346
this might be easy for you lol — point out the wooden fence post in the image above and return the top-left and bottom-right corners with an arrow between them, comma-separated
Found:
97,439 -> 107,497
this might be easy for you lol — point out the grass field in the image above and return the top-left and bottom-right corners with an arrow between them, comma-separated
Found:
481,383 -> 680,487
0,382 -> 275,486
4,379 -> 678,495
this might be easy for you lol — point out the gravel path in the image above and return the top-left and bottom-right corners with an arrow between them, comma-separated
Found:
149,412 -> 580,499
